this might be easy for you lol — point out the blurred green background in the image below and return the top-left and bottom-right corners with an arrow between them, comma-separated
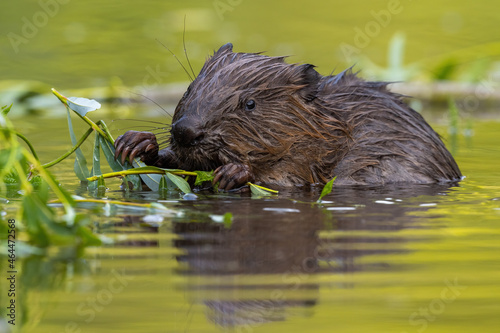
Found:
1,0 -> 499,91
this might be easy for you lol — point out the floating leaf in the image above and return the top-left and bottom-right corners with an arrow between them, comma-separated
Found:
317,177 -> 336,203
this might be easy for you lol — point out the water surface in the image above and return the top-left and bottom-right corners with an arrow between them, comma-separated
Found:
1,115 -> 499,333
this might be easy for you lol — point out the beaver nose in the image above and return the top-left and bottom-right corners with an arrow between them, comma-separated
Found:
171,117 -> 204,147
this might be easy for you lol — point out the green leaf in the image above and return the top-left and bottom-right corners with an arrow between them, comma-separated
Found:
37,177 -> 50,203
92,133 -> 102,176
317,177 -> 336,203
29,175 -> 42,189
129,159 -> 160,191
66,96 -> 101,117
159,175 -> 167,191
210,212 -> 233,228
223,212 -> 233,228
39,169 -> 77,226
248,183 -> 271,196
88,132 -> 101,190
248,182 -> 278,196
432,58 -> 459,81
22,195 -> 51,247
194,170 -> 214,185
66,107 -> 89,181
165,172 -> 192,194
1,104 -> 13,116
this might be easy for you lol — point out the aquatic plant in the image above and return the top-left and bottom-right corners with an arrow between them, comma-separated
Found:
0,104 -> 100,249
0,88 -> 278,250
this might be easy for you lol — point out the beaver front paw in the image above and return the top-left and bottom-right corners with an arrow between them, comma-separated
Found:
114,131 -> 159,165
213,163 -> 255,192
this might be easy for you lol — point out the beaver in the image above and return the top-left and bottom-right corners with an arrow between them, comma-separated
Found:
114,43 -> 462,191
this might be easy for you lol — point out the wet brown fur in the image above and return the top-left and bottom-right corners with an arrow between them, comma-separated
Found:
165,44 -> 461,186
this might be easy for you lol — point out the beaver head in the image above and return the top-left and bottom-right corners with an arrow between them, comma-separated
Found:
168,43 -> 348,184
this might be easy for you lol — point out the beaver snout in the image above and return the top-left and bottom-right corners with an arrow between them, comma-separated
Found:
171,116 -> 205,147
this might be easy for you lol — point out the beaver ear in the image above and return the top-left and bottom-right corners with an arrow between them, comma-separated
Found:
296,64 -> 320,102
214,43 -> 233,56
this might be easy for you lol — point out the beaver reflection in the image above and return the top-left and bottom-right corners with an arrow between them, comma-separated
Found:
173,184 -> 457,328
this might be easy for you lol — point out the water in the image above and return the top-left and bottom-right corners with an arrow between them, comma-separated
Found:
1,0 -> 500,331
1,114 -> 499,333
1,0 -> 499,90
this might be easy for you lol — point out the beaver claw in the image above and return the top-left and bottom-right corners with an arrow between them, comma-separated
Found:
114,131 -> 159,165
213,163 -> 255,192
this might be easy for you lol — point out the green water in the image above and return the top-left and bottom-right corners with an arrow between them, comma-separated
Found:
1,0 -> 500,332
0,114 -> 499,333
1,0 -> 500,91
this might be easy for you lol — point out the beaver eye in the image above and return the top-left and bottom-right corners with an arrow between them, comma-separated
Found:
245,99 -> 256,111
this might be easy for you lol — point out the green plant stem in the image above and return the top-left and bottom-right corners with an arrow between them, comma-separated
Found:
50,198 -> 162,208
87,169 -> 197,182
78,113 -> 108,139
15,132 -> 39,161
42,128 -> 93,169
25,151 -> 75,224
96,120 -> 115,144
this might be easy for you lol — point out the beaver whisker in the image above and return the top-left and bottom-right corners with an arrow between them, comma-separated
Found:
154,131 -> 172,137
114,118 -> 170,126
114,125 -> 167,133
122,90 -> 173,118
182,16 -> 196,78
156,38 -> 194,82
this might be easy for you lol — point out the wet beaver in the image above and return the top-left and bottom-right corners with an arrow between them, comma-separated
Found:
115,43 -> 462,191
